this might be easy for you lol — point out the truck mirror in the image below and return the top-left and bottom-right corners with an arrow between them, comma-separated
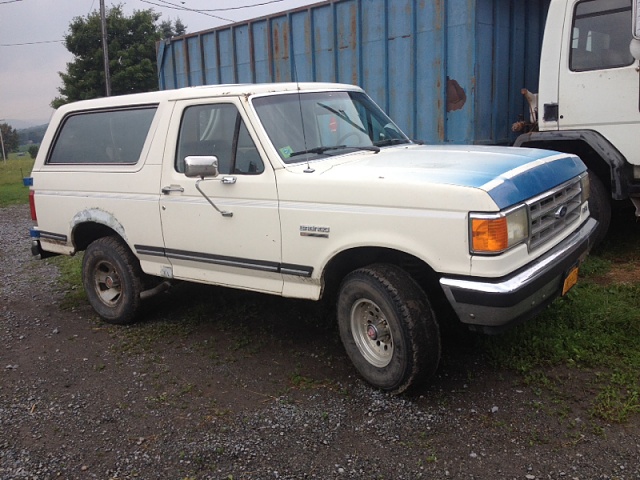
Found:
634,0 -> 640,39
631,38 -> 640,60
184,155 -> 220,179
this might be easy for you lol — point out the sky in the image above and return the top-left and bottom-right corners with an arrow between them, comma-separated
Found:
0,0 -> 317,128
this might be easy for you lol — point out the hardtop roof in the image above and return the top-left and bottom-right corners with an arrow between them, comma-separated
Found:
55,82 -> 363,114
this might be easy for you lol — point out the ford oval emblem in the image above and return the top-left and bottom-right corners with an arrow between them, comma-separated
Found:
554,205 -> 568,219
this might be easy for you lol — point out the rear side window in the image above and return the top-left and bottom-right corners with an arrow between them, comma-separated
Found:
47,106 -> 157,165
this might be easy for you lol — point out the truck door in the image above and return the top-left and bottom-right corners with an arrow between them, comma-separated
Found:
159,98 -> 283,293
558,0 -> 639,166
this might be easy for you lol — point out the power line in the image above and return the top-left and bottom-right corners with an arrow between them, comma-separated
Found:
139,0 -> 233,22
0,0 -> 23,4
194,0 -> 286,12
0,39 -> 63,47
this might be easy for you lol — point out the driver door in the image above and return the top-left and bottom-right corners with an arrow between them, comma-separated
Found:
558,0 -> 639,165
159,99 -> 283,293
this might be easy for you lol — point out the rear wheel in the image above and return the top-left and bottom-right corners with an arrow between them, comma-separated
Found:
82,236 -> 142,325
337,264 -> 441,393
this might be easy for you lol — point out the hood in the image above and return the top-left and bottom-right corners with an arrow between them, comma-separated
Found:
305,144 -> 586,209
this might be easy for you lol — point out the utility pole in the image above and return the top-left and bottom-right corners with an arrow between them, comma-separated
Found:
100,0 -> 112,96
0,119 -> 6,164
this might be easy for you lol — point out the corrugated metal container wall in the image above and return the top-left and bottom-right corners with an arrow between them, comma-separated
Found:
156,0 -> 549,145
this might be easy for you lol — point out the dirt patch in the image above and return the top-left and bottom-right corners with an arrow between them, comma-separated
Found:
590,260 -> 640,285
2,204 -> 640,479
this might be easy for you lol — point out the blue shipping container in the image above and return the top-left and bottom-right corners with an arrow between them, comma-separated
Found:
157,0 -> 550,145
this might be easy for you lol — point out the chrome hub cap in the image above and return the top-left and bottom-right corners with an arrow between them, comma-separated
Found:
350,299 -> 393,368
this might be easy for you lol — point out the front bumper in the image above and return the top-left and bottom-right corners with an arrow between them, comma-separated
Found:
439,217 -> 598,333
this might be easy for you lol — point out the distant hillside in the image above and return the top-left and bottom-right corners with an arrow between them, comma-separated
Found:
18,124 -> 48,146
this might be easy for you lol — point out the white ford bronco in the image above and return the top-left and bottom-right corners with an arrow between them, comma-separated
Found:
27,82 -> 597,393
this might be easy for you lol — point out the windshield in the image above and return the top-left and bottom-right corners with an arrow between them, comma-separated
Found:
252,90 -> 410,164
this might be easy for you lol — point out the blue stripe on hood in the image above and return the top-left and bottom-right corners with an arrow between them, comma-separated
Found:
480,153 -> 586,209
382,146 -> 587,208
321,145 -> 587,209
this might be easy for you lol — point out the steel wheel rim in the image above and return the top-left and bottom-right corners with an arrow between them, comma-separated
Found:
92,260 -> 122,307
350,298 -> 393,368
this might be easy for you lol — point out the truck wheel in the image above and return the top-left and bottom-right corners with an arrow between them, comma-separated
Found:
337,264 -> 441,393
82,236 -> 142,325
588,170 -> 611,247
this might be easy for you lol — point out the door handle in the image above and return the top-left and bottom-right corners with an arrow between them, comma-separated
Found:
221,176 -> 237,185
162,185 -> 184,194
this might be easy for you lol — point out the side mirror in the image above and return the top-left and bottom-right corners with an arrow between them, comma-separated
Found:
631,38 -> 640,60
634,0 -> 640,39
184,155 -> 219,179
630,1 -> 640,60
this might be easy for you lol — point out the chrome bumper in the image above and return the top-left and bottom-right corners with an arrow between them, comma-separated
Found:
439,218 -> 598,333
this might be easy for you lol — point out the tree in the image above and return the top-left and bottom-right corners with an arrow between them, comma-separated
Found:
28,145 -> 39,159
0,123 -> 19,154
52,6 -> 186,108
160,18 -> 186,38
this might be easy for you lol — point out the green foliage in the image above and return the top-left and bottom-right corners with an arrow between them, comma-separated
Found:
481,252 -> 640,422
18,124 -> 47,146
28,145 -> 39,159
52,6 -> 186,108
0,154 -> 34,207
1,123 -> 19,154
159,18 -> 186,38
48,254 -> 87,311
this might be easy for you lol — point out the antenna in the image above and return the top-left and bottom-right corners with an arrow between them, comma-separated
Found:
290,25 -> 314,173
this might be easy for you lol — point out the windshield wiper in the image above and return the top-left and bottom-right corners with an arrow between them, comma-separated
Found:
373,138 -> 410,147
289,145 -> 348,158
289,144 -> 380,158
317,103 -> 368,134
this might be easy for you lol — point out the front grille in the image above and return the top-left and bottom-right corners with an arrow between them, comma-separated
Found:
527,176 -> 583,250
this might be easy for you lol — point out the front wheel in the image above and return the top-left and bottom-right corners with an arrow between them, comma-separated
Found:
82,236 -> 143,325
337,264 -> 441,393
587,170 -> 611,248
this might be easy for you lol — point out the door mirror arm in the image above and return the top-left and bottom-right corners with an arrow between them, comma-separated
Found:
194,178 -> 233,217
184,155 -> 233,217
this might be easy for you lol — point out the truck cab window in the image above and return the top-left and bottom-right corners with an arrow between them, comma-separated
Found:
176,104 -> 264,175
570,0 -> 634,71
47,107 -> 157,165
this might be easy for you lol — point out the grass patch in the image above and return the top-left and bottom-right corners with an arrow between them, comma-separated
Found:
47,254 -> 87,310
481,253 -> 640,422
0,154 -> 34,207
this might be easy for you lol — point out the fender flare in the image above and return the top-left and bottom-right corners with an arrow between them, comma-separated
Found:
70,208 -> 129,246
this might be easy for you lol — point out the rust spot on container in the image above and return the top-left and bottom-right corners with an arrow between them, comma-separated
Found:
446,77 -> 466,112
273,25 -> 280,58
305,16 -> 311,53
283,27 -> 289,59
350,4 -> 357,49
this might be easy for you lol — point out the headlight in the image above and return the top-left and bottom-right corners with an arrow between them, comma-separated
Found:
470,205 -> 529,254
580,172 -> 590,204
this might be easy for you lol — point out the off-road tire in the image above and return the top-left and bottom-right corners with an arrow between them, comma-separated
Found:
82,236 -> 143,325
588,170 -> 611,248
337,263 -> 441,393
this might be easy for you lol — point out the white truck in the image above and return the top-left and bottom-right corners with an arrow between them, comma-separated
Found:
514,0 -> 640,245
27,82 -> 596,393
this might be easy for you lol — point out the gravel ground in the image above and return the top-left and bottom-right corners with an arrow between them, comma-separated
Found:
1,204 -> 639,479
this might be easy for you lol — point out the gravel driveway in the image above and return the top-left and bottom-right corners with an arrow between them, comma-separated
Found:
1,204 -> 639,479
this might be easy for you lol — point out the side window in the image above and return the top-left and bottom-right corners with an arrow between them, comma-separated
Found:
47,107 -> 156,165
175,104 -> 264,175
570,0 -> 634,71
